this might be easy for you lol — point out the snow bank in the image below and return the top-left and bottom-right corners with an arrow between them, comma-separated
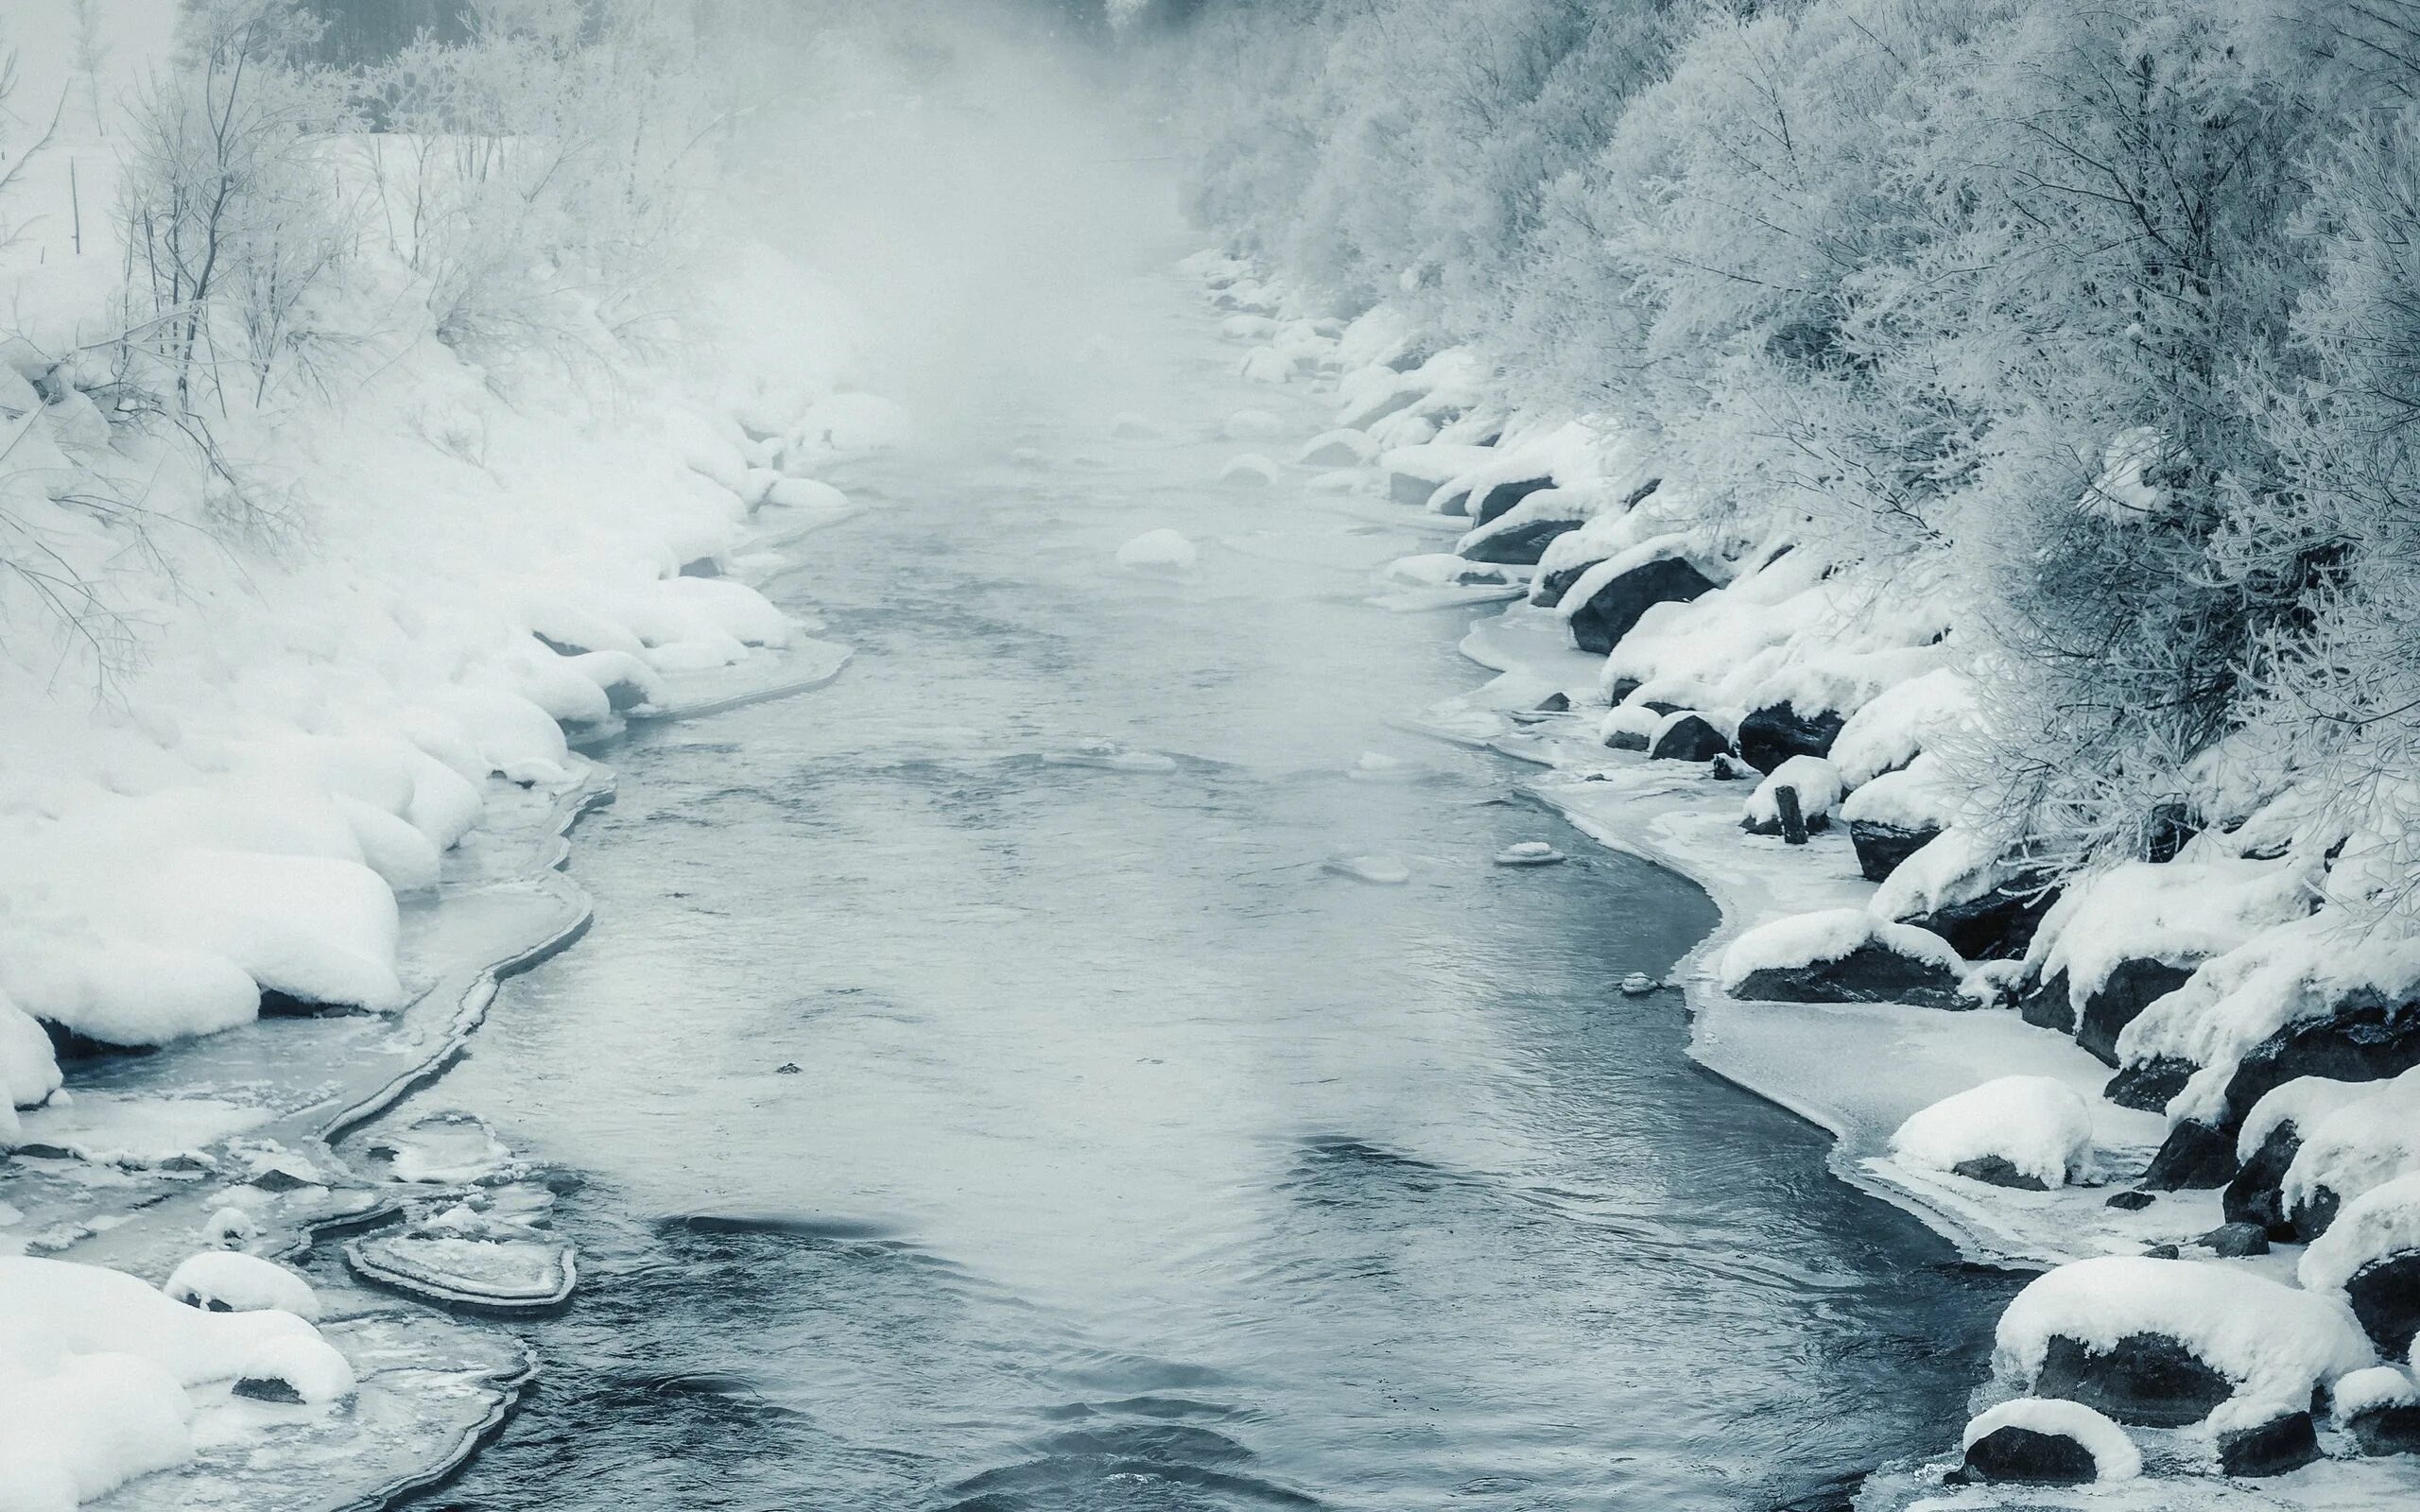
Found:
1892,1076 -> 2094,1189
163,1252 -> 320,1321
2026,856 -> 2316,1018
2279,1066 -> 2420,1220
1961,1398 -> 2141,1481
1995,1256 -> 2375,1414
2334,1365 -> 2420,1418
1720,909 -> 1966,991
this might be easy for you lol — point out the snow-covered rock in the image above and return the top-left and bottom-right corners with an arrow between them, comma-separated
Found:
2302,1171 -> 2420,1357
163,1252 -> 320,1321
1720,909 -> 1970,1010
1959,1398 -> 2140,1484
1740,756 -> 1842,837
1892,1076 -> 2094,1191
1115,529 -> 1199,575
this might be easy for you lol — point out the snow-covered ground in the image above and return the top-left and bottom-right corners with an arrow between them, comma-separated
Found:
1176,249 -> 2420,1506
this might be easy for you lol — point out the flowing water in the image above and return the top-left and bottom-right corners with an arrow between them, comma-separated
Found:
403,221 -> 2014,1512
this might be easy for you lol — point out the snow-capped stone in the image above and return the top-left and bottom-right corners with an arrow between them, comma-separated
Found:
164,1252 -> 320,1321
1741,756 -> 1842,837
1959,1398 -> 2139,1484
1115,528 -> 1199,574
1734,701 -> 1845,774
1648,711 -> 1728,763
1892,1076 -> 2094,1191
1721,909 -> 1970,1010
2301,1171 -> 2420,1356
231,1333 -> 355,1404
1995,1255 -> 2375,1427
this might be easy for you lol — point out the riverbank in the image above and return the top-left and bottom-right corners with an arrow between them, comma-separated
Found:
1180,251 -> 2420,1504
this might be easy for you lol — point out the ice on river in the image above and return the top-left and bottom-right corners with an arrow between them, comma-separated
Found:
1324,852 -> 1412,885
1042,741 -> 1180,773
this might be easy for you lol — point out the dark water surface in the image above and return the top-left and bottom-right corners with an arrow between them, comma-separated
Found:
413,255 -> 2011,1511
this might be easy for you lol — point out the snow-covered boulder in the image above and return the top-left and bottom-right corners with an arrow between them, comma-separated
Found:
1892,1076 -> 2094,1191
1469,474 -> 1556,525
1720,909 -> 1970,1010
230,1333 -> 355,1404
2336,1365 -> 2420,1456
2302,1171 -> 2420,1358
2211,1400 -> 2324,1476
2225,1076 -> 2342,1239
1841,757 -> 1956,885
1599,704 -> 1661,752
1735,701 -> 1846,775
1219,453 -> 1281,488
1456,491 -> 1586,567
1995,1255 -> 2375,1428
1648,711 -> 1730,764
1115,529 -> 1198,576
1828,668 -> 1978,787
2276,1067 -> 2420,1242
1958,1399 -> 2139,1485
1295,428 -> 1376,468
1740,756 -> 1842,837
1553,546 -> 1716,655
164,1252 -> 320,1320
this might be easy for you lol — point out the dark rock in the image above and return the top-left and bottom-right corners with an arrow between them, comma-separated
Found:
232,1375 -> 306,1404
1388,471 -> 1437,507
2290,1185 -> 2342,1243
1707,753 -> 1757,782
1961,1424 -> 2100,1485
601,675 -> 651,714
677,557 -> 722,578
1848,820 -> 1942,885
1602,726 -> 1649,753
2198,1222 -> 2271,1258
534,631 -> 592,658
1535,692 -> 1570,713
2144,801 -> 2201,866
1775,785 -> 1810,846
1903,879 -> 2061,963
1461,516 -> 1580,567
2220,989 -> 2420,1131
1951,1155 -> 2050,1191
1564,556 -> 1718,655
2033,1332 -> 2236,1427
245,1167 -> 317,1194
257,988 -> 362,1019
2142,1243 -> 2182,1259
2021,971 -> 2078,1035
1649,714 -> 1729,763
2346,1253 -> 2420,1358
775,1062 -> 803,1075
2217,1410 -> 2320,1477
1731,943 -> 1968,1011
37,1020 -> 158,1061
2349,1401 -> 2420,1455
2076,960 -> 2198,1067
2142,1118 -> 2238,1190
2105,1056 -> 2196,1113
2222,1123 -> 2301,1239
2105,1190 -> 2157,1211
1737,703 -> 1847,774
1471,476 -> 1555,526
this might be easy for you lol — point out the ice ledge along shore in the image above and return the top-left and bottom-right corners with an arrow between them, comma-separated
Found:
1181,248 -> 2420,1506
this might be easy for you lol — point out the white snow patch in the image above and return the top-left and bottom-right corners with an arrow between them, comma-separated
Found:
163,1252 -> 320,1322
1115,529 -> 1199,575
2334,1365 -> 2420,1418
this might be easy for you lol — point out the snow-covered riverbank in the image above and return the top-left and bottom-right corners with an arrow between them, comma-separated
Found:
1182,250 -> 2420,1506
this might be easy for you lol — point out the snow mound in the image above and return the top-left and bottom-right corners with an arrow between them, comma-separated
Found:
1219,453 -> 1282,487
1720,909 -> 1966,992
1828,668 -> 1978,787
232,1333 -> 355,1405
1116,529 -> 1199,574
1961,1398 -> 2141,1482
1996,1256 -> 2375,1415
1892,1076 -> 2095,1189
163,1252 -> 320,1322
1742,756 -> 1843,829
2280,1066 -> 2420,1219
1221,408 -> 1284,439
2334,1365 -> 2419,1418
2026,856 -> 2314,1017
2303,1171 -> 2420,1296
1326,854 -> 1410,885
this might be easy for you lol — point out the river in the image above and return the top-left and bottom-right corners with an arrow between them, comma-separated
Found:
405,225 -> 2013,1512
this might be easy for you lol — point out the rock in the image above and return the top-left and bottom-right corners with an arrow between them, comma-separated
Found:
1460,516 -> 1580,566
1849,819 -> 1941,884
2198,1222 -> 2270,1258
1535,692 -> 1570,713
1602,725 -> 1649,752
677,557 -> 723,578
2219,989 -> 2420,1131
2031,1332 -> 2236,1428
2222,1123 -> 2302,1239
1961,1425 -> 2100,1485
2142,1244 -> 2182,1259
2141,1118 -> 2238,1190
2345,1253 -> 2420,1359
2216,1410 -> 2321,1477
1470,476 -> 1555,526
1616,973 -> 1658,997
1708,753 -> 1756,781
2349,1401 -> 2420,1456
1649,713 -> 1730,763
775,1062 -> 802,1074
1903,878 -> 2062,963
2105,1190 -> 2157,1211
1731,943 -> 1968,1011
1736,703 -> 1847,774
2021,973 -> 2078,1035
2105,1055 -> 2196,1113
1952,1155 -> 2051,1192
2079,961 -> 2197,1067
231,1374 -> 307,1404
2292,1185 -> 2343,1243
1564,556 -> 1718,655
1388,471 -> 1438,507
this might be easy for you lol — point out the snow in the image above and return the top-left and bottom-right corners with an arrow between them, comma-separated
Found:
0,1255 -> 346,1504
1494,841 -> 1565,866
163,1253 -> 320,1322
2302,1171 -> 2420,1297
1219,453 -> 1282,487
2024,856 -> 2316,1017
1827,669 -> 1979,789
1995,1256 -> 2376,1417
1891,1076 -> 2095,1188
231,1332 -> 356,1406
1962,1398 -> 2141,1481
1116,528 -> 1200,574
2334,1365 -> 2420,1418
2078,428 -> 2179,524
2239,1074 -> 2360,1161
1743,756 -> 1844,829
1837,753 -> 1959,832
2279,1066 -> 2420,1219
1222,408 -> 1284,439
1720,908 -> 1968,991
1326,854 -> 1411,885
